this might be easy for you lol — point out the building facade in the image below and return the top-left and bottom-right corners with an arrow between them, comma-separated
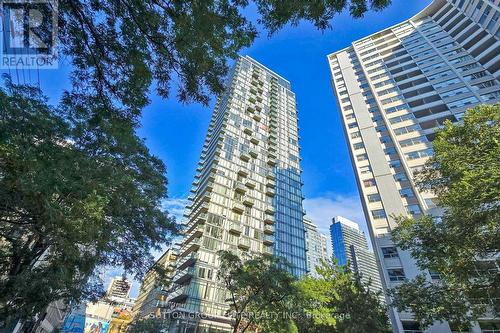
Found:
165,56 -> 307,332
327,0 -> 499,332
132,249 -> 177,320
106,277 -> 132,300
303,217 -> 329,277
330,216 -> 383,294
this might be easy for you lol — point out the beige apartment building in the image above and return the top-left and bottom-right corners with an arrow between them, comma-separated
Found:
327,0 -> 499,332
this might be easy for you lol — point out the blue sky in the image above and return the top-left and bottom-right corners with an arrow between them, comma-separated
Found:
144,0 -> 431,238
2,0 -> 431,296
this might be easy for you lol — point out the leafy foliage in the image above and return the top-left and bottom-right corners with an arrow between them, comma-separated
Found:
0,80 -> 178,321
390,104 -> 500,329
216,250 -> 297,333
294,258 -> 390,333
128,317 -> 166,333
54,0 -> 391,118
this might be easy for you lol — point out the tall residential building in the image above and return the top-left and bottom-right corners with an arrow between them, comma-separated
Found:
106,277 -> 132,299
330,216 -> 383,294
165,55 -> 307,332
132,249 -> 177,320
327,0 -> 499,332
303,217 -> 329,277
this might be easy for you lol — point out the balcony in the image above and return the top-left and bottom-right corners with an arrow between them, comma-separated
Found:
253,114 -> 262,122
263,235 -> 274,245
233,202 -> 245,214
238,237 -> 251,250
234,181 -> 246,194
183,224 -> 204,244
179,237 -> 201,258
250,137 -> 259,145
174,266 -> 195,285
169,285 -> 188,303
268,151 -> 277,160
240,153 -> 250,162
243,127 -> 253,136
229,222 -> 242,234
263,246 -> 273,255
266,171 -> 276,180
267,159 -> 277,167
247,107 -> 255,113
266,179 -> 276,188
177,253 -> 197,271
245,179 -> 256,189
243,197 -> 254,207
265,206 -> 275,214
238,169 -> 249,177
266,188 -> 275,197
264,215 -> 275,225
248,149 -> 258,158
264,225 -> 274,235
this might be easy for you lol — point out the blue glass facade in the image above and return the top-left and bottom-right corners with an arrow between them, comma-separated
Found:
330,222 -> 348,266
274,168 -> 307,276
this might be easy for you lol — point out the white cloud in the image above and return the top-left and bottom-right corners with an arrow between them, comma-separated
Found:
303,193 -> 371,252
162,197 -> 189,222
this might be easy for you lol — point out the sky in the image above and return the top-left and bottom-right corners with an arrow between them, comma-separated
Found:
2,0 -> 431,297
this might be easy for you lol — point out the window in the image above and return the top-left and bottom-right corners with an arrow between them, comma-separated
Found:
406,148 -> 433,160
399,136 -> 426,147
385,104 -> 409,114
481,91 -> 500,101
363,179 -> 376,187
356,153 -> 368,161
394,172 -> 408,182
351,131 -> 361,139
447,96 -> 479,109
399,188 -> 415,198
371,209 -> 386,219
367,193 -> 381,202
406,204 -> 422,215
439,86 -> 470,99
384,147 -> 397,155
360,165 -> 372,174
394,124 -> 420,135
382,247 -> 399,258
353,142 -> 365,150
433,78 -> 461,90
389,160 -> 401,168
389,113 -> 414,124
348,122 -> 358,129
388,268 -> 406,281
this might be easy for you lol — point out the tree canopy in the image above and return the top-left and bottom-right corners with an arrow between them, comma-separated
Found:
0,79 -> 178,321
217,250 -> 298,333
390,104 -> 500,330
294,258 -> 390,333
54,0 -> 391,118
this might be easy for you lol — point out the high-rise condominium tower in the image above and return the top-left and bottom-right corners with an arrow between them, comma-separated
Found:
328,0 -> 499,332
330,216 -> 383,295
106,277 -> 131,300
303,217 -> 329,277
166,56 -> 307,332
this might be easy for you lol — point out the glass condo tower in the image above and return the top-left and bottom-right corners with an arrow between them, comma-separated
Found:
166,56 -> 307,332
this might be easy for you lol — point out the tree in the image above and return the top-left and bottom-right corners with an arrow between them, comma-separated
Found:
294,258 -> 391,333
128,317 -> 166,333
52,0 -> 391,119
0,80 -> 178,322
216,250 -> 298,333
390,104 -> 500,330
